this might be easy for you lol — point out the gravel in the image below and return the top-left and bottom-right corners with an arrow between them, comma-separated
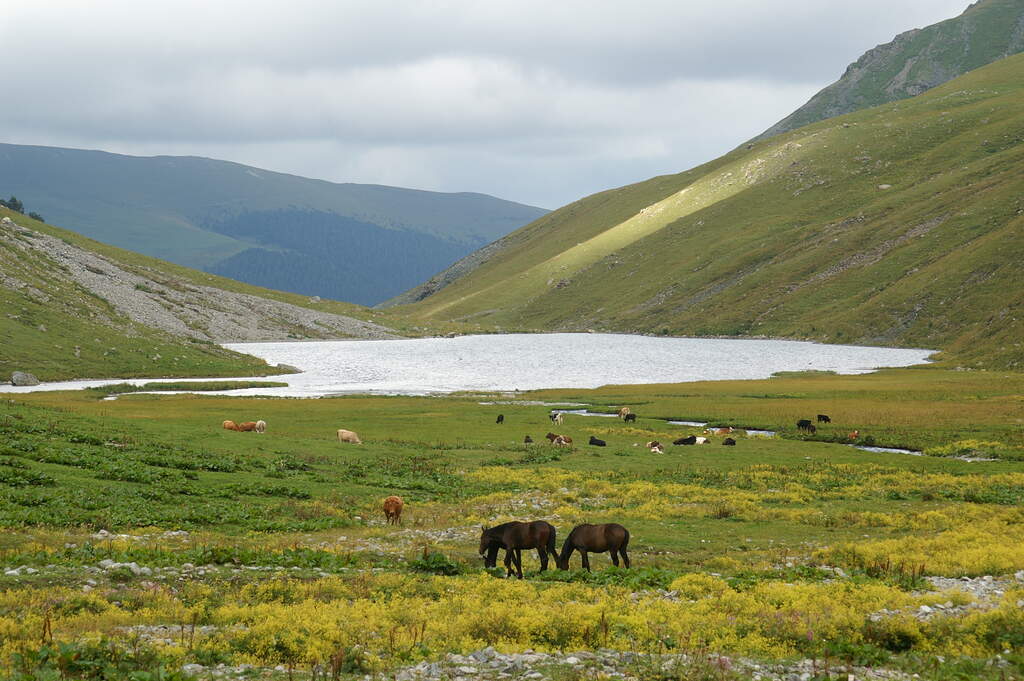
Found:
1,220 -> 399,342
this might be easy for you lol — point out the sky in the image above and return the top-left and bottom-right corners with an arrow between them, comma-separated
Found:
1,1 -> 970,209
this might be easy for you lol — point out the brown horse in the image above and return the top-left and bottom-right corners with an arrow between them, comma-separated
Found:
479,520 -> 557,579
557,523 -> 630,571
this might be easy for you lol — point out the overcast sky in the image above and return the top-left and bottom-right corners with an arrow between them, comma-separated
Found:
2,1 -> 969,208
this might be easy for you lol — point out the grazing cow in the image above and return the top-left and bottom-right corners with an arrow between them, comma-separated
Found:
848,429 -> 860,440
382,495 -> 404,525
588,435 -> 607,447
236,421 -> 258,432
695,436 -> 708,445
716,427 -> 734,435
624,413 -> 637,423
496,414 -> 505,425
650,444 -> 663,453
617,407 -> 631,419
673,435 -> 697,446
337,429 -> 362,444
254,420 -> 267,434
817,414 -> 831,423
796,419 -> 814,431
524,435 -> 533,444
222,420 -> 240,431
645,441 -> 662,452
549,412 -> 564,425
722,437 -> 736,446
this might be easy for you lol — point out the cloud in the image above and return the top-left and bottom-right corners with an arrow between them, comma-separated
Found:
0,0 -> 971,207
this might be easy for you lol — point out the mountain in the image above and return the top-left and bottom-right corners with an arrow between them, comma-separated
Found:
0,208 -> 398,381
0,144 -> 547,305
390,53 -> 1024,369
758,0 -> 1024,140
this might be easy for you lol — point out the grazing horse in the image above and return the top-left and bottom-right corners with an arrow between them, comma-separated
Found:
222,420 -> 240,432
557,523 -> 630,571
549,412 -> 564,425
817,414 -> 831,423
673,435 -> 697,445
236,421 -> 258,432
337,429 -> 362,444
382,495 -> 404,525
722,437 -> 737,446
496,414 -> 505,425
479,521 -> 557,578
617,407 -> 631,419
588,435 -> 606,447
255,420 -> 267,434
623,413 -> 637,423
848,429 -> 860,440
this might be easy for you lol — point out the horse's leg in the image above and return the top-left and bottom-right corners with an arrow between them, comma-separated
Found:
610,550 -> 619,567
620,547 -> 631,568
538,546 -> 548,572
581,551 -> 591,572
514,549 -> 524,579
503,549 -> 514,578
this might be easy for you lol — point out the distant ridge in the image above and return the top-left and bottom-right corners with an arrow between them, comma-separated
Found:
757,0 -> 1024,139
0,144 -> 547,305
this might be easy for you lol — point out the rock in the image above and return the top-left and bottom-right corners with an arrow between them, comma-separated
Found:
277,363 -> 301,373
878,184 -> 892,190
10,371 -> 40,386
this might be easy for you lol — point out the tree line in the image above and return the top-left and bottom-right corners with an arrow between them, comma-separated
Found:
0,195 -> 43,222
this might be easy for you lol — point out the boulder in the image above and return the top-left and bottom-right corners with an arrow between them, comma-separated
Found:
276,363 -> 301,373
11,371 -> 40,386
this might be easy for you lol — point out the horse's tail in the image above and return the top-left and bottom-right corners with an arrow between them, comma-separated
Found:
546,523 -> 557,560
620,526 -> 630,550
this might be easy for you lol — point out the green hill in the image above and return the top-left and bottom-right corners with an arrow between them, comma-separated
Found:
394,54 -> 1024,368
0,144 -> 547,305
0,208 -> 398,381
758,0 -> 1024,139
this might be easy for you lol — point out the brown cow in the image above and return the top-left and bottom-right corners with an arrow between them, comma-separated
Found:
337,429 -> 362,444
617,407 -> 631,419
848,430 -> 860,440
222,420 -> 240,431
382,495 -> 404,525
236,421 -> 258,432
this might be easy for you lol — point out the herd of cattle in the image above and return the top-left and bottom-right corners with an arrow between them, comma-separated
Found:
217,406 -> 864,576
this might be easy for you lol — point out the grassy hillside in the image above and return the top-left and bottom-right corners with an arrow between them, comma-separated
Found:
0,207 -> 400,381
398,54 -> 1024,368
759,0 -> 1024,138
0,144 -> 547,304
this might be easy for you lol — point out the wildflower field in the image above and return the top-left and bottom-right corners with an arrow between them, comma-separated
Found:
1,366 -> 1023,680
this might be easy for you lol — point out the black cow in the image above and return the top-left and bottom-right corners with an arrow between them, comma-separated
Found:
524,435 -> 533,444
588,436 -> 607,447
673,435 -> 697,445
496,414 -> 505,425
623,413 -> 637,423
796,419 -> 813,431
817,414 -> 831,423
722,437 -> 736,446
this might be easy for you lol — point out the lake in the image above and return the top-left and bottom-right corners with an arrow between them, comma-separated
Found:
1,334 -> 933,397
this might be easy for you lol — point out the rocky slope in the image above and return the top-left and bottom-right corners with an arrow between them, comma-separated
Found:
757,0 -> 1024,139
0,210 -> 398,380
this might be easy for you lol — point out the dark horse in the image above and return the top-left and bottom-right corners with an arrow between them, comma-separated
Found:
557,523 -> 630,571
479,520 -> 557,579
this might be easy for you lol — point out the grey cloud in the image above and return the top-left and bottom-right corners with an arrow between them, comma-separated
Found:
1,1 -> 972,207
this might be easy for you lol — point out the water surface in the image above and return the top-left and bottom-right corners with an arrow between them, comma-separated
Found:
1,334 -> 933,397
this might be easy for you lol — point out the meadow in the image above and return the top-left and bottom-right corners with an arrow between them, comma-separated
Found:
1,366 -> 1023,680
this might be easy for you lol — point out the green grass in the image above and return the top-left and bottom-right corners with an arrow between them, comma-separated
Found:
1,367 -> 1023,677
397,53 -> 1024,369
